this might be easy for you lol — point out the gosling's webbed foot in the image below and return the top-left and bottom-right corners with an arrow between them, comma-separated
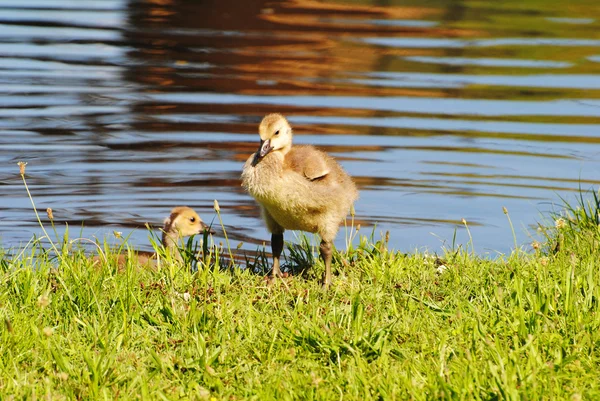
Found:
267,270 -> 283,284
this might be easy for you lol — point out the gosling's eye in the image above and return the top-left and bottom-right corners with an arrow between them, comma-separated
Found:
190,217 -> 196,223
274,130 -> 280,136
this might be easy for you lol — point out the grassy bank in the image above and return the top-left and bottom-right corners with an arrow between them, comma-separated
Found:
2,168 -> 600,399
1,220 -> 599,400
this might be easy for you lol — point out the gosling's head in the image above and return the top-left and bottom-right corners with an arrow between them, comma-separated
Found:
163,206 -> 214,238
256,113 -> 293,159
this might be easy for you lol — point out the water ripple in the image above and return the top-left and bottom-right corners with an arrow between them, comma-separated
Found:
1,0 -> 599,255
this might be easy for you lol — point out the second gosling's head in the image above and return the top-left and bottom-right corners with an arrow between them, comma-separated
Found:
163,206 -> 213,238
256,113 -> 293,159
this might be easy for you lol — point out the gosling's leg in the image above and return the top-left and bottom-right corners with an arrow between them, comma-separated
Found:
320,240 -> 332,290
271,233 -> 284,280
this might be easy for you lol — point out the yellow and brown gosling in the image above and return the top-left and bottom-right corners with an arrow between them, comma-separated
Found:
241,113 -> 358,289
94,206 -> 213,269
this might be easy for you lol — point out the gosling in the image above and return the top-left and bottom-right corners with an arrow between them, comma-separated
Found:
94,206 -> 213,269
241,113 -> 358,288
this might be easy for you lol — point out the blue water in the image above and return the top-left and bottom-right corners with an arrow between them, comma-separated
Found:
1,0 -> 599,258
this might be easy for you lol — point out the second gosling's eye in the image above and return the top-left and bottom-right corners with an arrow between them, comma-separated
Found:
274,130 -> 280,136
190,217 -> 196,223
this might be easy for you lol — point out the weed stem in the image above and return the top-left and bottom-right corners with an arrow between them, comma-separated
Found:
19,164 -> 64,261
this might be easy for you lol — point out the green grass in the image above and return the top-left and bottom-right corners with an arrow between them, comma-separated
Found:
2,216 -> 600,400
2,166 -> 600,399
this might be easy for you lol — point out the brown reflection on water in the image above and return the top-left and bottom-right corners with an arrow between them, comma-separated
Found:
122,0 -> 468,100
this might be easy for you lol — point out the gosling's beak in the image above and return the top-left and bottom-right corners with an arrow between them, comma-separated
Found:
259,139 -> 273,157
199,222 -> 216,235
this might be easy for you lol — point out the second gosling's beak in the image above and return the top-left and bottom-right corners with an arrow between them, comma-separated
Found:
200,222 -> 216,235
259,139 -> 273,157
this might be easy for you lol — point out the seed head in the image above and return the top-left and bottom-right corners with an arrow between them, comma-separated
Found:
213,199 -> 220,213
531,241 -> 541,250
356,224 -> 361,231
461,218 -> 467,225
436,264 -> 448,274
113,231 -> 122,239
46,208 -> 54,221
502,206 -> 508,215
42,327 -> 54,337
311,372 -> 324,387
555,218 -> 566,230
196,387 -> 210,399
237,242 -> 244,249
570,253 -> 578,266
37,295 -> 50,308
350,205 -> 355,218
17,161 -> 27,175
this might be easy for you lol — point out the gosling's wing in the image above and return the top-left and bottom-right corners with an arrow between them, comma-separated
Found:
287,146 -> 330,181
303,154 -> 330,181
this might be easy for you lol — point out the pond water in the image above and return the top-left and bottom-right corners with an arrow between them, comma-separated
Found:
1,0 -> 600,258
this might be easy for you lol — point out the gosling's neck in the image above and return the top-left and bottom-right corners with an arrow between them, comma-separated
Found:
261,149 -> 288,166
161,230 -> 184,261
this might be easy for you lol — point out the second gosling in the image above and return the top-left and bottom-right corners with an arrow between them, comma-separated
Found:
94,206 -> 213,269
241,113 -> 358,288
